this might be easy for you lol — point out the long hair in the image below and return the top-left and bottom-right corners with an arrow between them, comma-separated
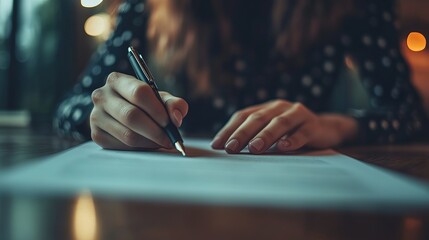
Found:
118,0 -> 356,95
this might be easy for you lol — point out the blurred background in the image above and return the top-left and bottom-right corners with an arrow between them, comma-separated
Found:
0,0 -> 428,128
0,2 -> 428,240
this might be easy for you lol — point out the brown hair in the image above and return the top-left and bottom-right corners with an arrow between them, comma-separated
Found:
119,0 -> 356,95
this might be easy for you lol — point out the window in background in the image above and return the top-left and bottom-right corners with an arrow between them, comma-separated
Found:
0,0 -> 14,109
0,0 -> 75,126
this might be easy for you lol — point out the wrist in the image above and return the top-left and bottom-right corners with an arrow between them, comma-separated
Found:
319,114 -> 359,145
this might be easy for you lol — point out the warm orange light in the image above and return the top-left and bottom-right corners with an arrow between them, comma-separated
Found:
407,32 -> 426,52
84,14 -> 111,39
73,191 -> 98,240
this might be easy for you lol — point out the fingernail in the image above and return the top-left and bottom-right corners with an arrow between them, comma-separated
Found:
278,139 -> 291,149
249,138 -> 264,152
225,139 -> 239,153
173,110 -> 182,127
211,137 -> 222,149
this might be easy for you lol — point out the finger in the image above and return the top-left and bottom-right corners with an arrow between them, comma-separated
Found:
275,124 -> 313,152
91,126 -> 160,151
91,107 -> 166,149
106,72 -> 170,127
248,103 -> 308,154
91,126 -> 135,150
160,91 -> 189,127
223,104 -> 289,154
210,104 -> 263,149
101,91 -> 171,148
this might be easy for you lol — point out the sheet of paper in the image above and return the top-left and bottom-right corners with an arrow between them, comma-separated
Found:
1,139 -> 429,210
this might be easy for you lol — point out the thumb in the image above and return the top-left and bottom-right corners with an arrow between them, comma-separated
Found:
160,91 -> 189,127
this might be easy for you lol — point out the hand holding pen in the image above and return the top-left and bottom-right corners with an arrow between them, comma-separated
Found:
127,46 -> 186,156
89,47 -> 189,155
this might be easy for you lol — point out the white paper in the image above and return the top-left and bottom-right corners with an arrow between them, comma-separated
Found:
1,139 -> 429,210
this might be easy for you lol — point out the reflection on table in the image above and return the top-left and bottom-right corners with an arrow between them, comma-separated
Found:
0,127 -> 428,240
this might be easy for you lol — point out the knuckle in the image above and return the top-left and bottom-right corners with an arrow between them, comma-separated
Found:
89,110 -> 98,123
91,88 -> 103,104
121,129 -> 139,147
232,111 -> 247,122
272,99 -> 287,108
248,112 -> 267,123
131,84 -> 151,102
293,102 -> 306,112
121,106 -> 139,125
273,115 -> 291,126
106,72 -> 119,86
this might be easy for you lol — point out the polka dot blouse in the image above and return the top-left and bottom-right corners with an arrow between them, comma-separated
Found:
54,0 -> 427,144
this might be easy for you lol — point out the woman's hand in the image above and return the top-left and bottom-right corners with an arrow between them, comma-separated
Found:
90,72 -> 188,150
211,100 -> 358,154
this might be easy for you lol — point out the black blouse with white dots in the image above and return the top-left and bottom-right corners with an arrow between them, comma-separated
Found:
53,0 -> 427,144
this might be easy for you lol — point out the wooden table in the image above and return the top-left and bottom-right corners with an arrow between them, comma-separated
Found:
1,127 -> 428,240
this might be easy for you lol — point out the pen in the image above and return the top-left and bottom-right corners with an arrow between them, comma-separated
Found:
127,46 -> 186,156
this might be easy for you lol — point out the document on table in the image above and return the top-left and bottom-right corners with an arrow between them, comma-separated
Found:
1,139 -> 429,210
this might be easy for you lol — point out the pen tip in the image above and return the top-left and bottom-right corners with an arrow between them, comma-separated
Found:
175,142 -> 187,157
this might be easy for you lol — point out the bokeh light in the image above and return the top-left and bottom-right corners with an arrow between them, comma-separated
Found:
81,0 -> 103,8
344,55 -> 356,71
84,13 -> 111,38
73,191 -> 98,240
407,32 -> 427,52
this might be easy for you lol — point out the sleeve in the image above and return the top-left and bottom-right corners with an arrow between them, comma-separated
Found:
53,0 -> 149,140
341,0 -> 428,144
